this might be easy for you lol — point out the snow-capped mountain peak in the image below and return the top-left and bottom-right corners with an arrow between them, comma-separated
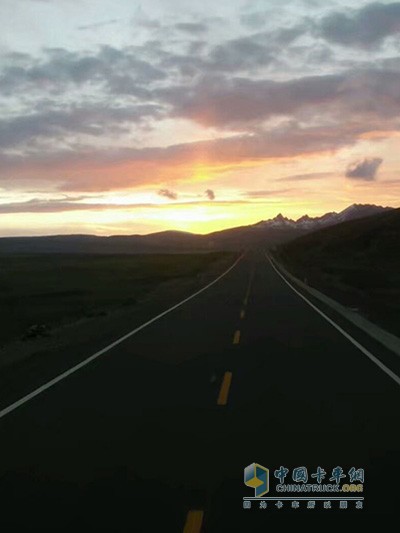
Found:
255,204 -> 391,231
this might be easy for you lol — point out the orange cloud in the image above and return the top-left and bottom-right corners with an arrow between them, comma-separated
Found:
1,122 -> 369,192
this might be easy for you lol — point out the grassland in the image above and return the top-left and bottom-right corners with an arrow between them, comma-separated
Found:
0,252 -> 234,345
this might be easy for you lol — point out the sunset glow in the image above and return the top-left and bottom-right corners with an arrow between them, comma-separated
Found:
1,0 -> 400,236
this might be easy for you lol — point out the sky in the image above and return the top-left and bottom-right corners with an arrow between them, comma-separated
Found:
1,0 -> 400,236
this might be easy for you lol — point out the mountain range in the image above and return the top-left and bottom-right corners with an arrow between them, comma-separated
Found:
0,204 -> 393,254
253,203 -> 392,230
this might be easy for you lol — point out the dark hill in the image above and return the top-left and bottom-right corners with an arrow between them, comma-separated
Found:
275,208 -> 400,336
0,203 -> 393,255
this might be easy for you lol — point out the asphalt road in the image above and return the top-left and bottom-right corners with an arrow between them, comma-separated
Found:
0,250 -> 399,530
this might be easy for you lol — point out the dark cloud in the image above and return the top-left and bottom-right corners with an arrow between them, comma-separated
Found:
188,40 -> 207,55
175,22 -> 208,34
0,104 -> 163,148
0,197 -> 177,214
4,6 -> 399,114
153,32 -> 276,77
241,3 -> 400,50
158,53 -> 207,79
158,67 -> 400,129
243,189 -> 291,198
0,198 -> 112,214
345,157 -> 383,180
1,6 -> 400,195
205,189 -> 215,200
239,12 -> 270,30
158,72 -> 345,128
78,19 -> 120,31
0,46 -> 166,97
158,189 -> 178,200
0,24 -> 308,104
0,197 -> 255,215
0,121 -> 371,191
204,26 -> 306,72
138,20 -> 162,30
208,35 -> 274,71
1,57 -> 399,191
319,2 -> 400,48
276,172 -> 334,182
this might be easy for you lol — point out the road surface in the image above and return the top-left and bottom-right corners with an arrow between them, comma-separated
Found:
0,250 -> 399,530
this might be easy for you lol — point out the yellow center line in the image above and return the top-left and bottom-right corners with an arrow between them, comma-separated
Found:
243,266 -> 255,307
217,371 -> 233,406
233,330 -> 241,344
240,309 -> 245,319
183,510 -> 204,533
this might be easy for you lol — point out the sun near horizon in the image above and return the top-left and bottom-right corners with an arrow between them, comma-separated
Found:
1,0 -> 400,237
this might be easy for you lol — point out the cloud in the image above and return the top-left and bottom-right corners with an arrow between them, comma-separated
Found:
0,198 -> 123,214
1,8 -> 400,195
175,22 -> 208,34
0,21 -> 316,104
243,189 -> 291,198
0,45 -> 166,97
318,2 -> 400,48
240,3 -> 400,51
152,31 -> 280,77
158,189 -> 178,200
0,197 -> 257,215
345,157 -> 383,180
78,19 -> 120,31
158,73 -> 345,129
208,35 -> 274,71
159,66 -> 400,130
4,62 -> 400,152
276,172 -> 334,181
240,12 -> 271,30
0,120 -> 373,192
0,103 -> 163,148
205,189 -> 215,200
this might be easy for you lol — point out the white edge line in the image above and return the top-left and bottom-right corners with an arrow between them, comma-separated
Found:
266,253 -> 400,388
0,254 -> 244,420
